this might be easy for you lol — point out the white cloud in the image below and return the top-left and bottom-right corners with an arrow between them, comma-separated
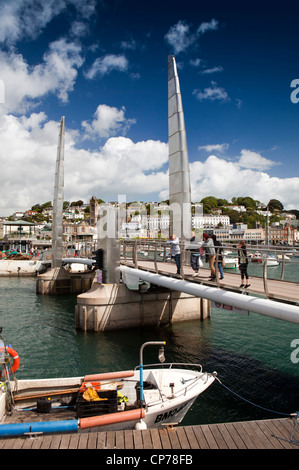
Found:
193,81 -> 230,103
0,112 -> 298,215
238,149 -> 279,171
198,143 -> 229,153
120,39 -> 137,50
0,0 -> 96,44
165,21 -> 195,55
81,104 -> 136,139
200,66 -> 224,75
84,54 -> 129,79
0,0 -> 65,44
0,39 -> 84,114
188,155 -> 298,210
190,58 -> 202,67
165,19 -> 219,55
197,19 -> 219,35
0,112 -> 168,215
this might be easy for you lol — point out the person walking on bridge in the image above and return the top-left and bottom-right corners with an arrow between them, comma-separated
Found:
188,231 -> 203,277
202,233 -> 216,280
167,234 -> 181,275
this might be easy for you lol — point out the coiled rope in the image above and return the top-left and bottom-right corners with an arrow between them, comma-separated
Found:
215,376 -> 299,446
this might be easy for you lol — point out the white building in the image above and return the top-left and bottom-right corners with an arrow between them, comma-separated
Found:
192,214 -> 230,229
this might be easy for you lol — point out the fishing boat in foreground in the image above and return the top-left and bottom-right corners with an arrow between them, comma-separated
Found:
0,333 -> 216,438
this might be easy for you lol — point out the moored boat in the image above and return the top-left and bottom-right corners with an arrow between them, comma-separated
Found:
0,251 -> 45,276
223,257 -> 238,269
0,334 -> 216,438
264,254 -> 280,266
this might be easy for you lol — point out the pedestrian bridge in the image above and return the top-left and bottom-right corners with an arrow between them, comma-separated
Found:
119,240 -> 299,325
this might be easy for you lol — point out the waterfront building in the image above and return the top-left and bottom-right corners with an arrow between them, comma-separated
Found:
192,214 -> 230,229
244,228 -> 265,243
0,220 -> 37,252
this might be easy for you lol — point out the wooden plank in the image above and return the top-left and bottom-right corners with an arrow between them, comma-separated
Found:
123,429 -> 134,449
30,436 -> 43,449
199,424 -> 219,449
208,424 -> 229,449
21,437 -> 35,449
158,428 -> 171,449
183,426 -> 200,449
141,429 -> 153,449
78,432 -> 89,449
167,428 -> 181,449
49,434 -> 62,449
246,420 -> 276,449
59,433 -> 71,449
174,427 -> 190,449
40,435 -> 53,449
106,431 -> 116,449
279,416 -> 299,440
96,431 -> 107,449
264,420 -> 292,449
266,419 -> 295,449
191,425 -> 210,449
212,423 -> 236,449
149,428 -> 162,449
115,430 -> 125,449
223,422 -> 247,449
1,419 -> 298,449
68,433 -> 80,449
255,420 -> 284,449
2,438 -> 17,449
272,418 -> 299,448
232,421 -> 256,449
133,429 -> 144,449
87,431 -> 97,449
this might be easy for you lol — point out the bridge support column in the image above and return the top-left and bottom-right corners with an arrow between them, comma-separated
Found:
75,280 -> 210,332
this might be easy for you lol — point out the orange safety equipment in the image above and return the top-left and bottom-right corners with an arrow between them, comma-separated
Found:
6,347 -> 20,374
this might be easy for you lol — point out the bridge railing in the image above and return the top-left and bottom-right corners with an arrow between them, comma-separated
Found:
120,239 -> 299,296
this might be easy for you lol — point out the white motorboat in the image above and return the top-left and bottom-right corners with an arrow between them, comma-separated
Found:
0,259 -> 44,276
223,257 -> 238,269
264,254 -> 280,267
0,336 -> 216,438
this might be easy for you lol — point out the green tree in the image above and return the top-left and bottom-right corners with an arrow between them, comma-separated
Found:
268,199 -> 284,212
200,196 -> 219,213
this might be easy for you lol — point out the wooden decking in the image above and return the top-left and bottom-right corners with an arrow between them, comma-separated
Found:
0,418 -> 298,450
122,260 -> 299,304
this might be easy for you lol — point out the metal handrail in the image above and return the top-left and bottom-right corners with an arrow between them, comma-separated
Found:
120,239 -> 299,301
134,362 -> 203,372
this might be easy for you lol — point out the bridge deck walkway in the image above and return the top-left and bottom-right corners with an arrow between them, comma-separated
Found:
121,259 -> 298,304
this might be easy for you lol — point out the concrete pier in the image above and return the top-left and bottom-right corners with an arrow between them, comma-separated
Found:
36,267 -> 94,295
75,280 -> 210,332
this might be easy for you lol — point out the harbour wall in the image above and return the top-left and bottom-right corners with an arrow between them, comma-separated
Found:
75,281 -> 211,332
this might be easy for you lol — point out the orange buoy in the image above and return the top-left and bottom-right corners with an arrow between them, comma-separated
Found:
79,408 -> 145,430
84,371 -> 135,382
6,347 -> 20,374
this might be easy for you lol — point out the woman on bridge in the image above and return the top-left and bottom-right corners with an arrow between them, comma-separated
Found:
202,233 -> 216,281
167,234 -> 181,275
238,240 -> 250,288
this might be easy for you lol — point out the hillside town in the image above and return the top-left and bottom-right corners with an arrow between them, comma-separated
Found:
0,196 -> 298,255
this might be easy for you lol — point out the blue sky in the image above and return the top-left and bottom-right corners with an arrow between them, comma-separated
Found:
0,0 -> 299,216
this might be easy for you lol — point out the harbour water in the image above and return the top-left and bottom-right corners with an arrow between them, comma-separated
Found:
0,259 -> 299,428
